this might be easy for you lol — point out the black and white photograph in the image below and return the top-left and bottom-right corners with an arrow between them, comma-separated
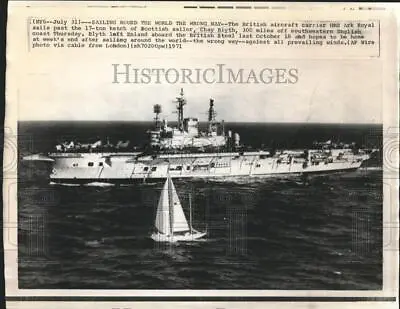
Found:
3,2 -> 399,309
18,82 -> 384,290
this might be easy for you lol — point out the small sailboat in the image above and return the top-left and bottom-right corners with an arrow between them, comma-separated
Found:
151,176 -> 206,242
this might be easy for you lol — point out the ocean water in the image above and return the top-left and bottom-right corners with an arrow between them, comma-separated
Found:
17,122 -> 383,289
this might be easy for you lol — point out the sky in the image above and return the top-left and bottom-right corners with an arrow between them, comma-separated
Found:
17,57 -> 382,124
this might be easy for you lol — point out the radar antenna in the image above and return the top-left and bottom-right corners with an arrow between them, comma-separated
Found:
208,98 -> 216,122
208,98 -> 217,134
173,88 -> 186,132
153,104 -> 162,129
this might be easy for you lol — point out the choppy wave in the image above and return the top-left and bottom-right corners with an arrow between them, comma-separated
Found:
50,181 -> 80,187
360,167 -> 383,171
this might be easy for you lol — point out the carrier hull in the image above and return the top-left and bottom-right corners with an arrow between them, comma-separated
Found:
50,169 -> 361,185
44,150 -> 368,184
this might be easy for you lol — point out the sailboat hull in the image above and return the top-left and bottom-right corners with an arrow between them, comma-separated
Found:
151,231 -> 206,243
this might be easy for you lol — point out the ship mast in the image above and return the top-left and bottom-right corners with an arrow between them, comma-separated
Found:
189,193 -> 193,233
174,88 -> 186,132
153,104 -> 162,129
208,98 -> 216,134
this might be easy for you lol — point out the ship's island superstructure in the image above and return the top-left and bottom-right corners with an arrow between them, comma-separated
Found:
23,89 -> 376,184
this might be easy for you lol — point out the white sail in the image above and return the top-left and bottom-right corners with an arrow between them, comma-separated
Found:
154,179 -> 170,235
151,176 -> 206,242
170,179 -> 190,233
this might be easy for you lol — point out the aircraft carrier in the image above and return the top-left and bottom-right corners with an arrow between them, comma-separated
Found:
22,89 -> 375,184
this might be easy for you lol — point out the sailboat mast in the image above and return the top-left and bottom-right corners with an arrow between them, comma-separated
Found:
167,176 -> 174,237
189,193 -> 193,233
